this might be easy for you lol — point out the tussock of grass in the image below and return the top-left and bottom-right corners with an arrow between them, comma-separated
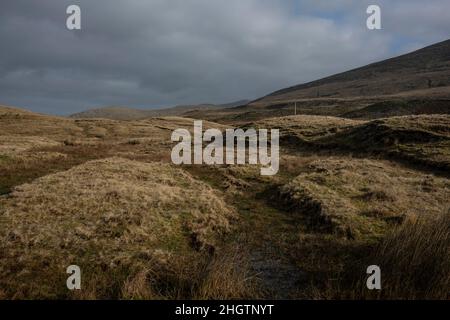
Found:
318,115 -> 450,171
102,247 -> 260,300
278,158 -> 449,239
0,135 -> 60,156
316,212 -> 450,300
0,157 -> 236,299
363,212 -> 450,299
252,115 -> 364,144
195,246 -> 262,299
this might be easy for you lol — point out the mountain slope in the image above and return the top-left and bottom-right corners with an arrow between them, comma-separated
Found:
255,39 -> 450,105
182,40 -> 450,124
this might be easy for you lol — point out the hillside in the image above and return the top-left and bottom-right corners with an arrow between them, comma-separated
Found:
64,40 -> 450,124
190,40 -> 450,123
69,100 -> 249,121
255,39 -> 450,105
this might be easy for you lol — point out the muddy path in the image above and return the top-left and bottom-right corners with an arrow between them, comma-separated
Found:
185,165 -> 311,298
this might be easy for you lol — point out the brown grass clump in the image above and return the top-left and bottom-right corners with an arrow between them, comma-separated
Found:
316,212 -> 450,300
253,115 -> 365,144
318,115 -> 450,171
298,212 -> 450,300
195,246 -> 262,299
362,212 -> 450,299
0,135 -> 60,156
278,158 -> 449,239
0,157 -> 236,299
113,247 -> 261,300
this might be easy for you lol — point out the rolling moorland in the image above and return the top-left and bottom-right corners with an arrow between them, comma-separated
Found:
0,40 -> 449,299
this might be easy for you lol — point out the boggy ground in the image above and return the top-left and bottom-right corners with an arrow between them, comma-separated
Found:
0,105 -> 449,299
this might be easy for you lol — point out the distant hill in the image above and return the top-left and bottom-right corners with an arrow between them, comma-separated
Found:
218,100 -> 250,108
0,104 -> 44,116
69,106 -> 150,121
69,100 -> 249,121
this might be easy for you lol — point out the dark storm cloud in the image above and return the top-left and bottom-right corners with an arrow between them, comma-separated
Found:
0,0 -> 449,114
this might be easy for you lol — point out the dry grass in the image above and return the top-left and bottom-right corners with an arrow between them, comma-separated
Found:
195,246 -> 262,299
318,115 -> 450,171
313,212 -> 450,300
278,158 -> 449,239
0,157 -> 237,299
0,107 -> 228,196
116,247 -> 261,300
0,135 -> 60,156
362,212 -> 450,299
250,114 -> 450,174
0,105 -> 449,300
1,105 -> 228,143
251,115 -> 365,144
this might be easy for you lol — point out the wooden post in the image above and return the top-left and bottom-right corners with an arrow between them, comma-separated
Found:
294,102 -> 297,116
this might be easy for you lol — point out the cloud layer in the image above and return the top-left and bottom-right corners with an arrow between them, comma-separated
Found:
0,0 -> 449,114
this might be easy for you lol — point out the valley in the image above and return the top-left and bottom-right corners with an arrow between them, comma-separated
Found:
0,39 -> 449,300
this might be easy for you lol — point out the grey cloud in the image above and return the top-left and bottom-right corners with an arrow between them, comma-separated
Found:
0,0 -> 448,115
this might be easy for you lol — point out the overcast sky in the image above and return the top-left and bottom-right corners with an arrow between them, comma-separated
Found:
0,0 -> 449,115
